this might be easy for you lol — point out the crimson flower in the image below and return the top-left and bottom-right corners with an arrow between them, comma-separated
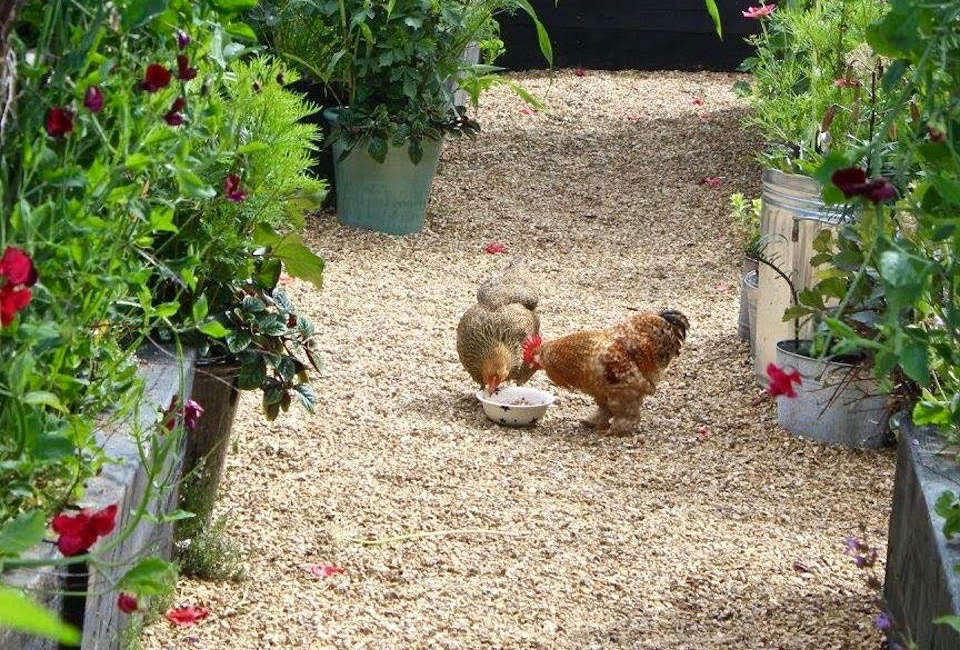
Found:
742,3 -> 776,18
484,241 -> 506,254
84,86 -> 104,113
165,606 -> 210,626
176,54 -> 197,81
142,64 -> 172,92
164,96 -> 186,126
929,127 -> 946,143
766,363 -> 802,398
51,504 -> 118,556
223,174 -> 247,202
0,246 -> 38,327
184,399 -> 204,431
117,593 -> 139,614
308,564 -> 346,578
573,68 -> 586,77
177,30 -> 191,49
831,167 -> 897,203
833,78 -> 860,88
45,107 -> 73,137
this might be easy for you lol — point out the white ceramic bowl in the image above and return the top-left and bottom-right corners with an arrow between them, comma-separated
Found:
476,386 -> 555,427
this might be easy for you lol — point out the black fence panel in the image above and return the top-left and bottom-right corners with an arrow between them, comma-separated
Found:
497,0 -> 757,71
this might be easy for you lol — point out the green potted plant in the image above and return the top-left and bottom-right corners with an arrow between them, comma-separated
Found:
259,0 -> 551,235
736,0 -> 898,377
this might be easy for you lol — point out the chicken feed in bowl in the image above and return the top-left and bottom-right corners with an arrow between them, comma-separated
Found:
476,386 -> 555,427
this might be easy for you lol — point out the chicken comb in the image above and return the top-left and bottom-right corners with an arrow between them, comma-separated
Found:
522,335 -> 543,365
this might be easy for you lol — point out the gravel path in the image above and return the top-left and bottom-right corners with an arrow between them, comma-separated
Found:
143,71 -> 895,649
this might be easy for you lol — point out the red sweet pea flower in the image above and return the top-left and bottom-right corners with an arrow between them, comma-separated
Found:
742,3 -> 776,18
307,564 -> 346,578
223,174 -> 247,202
834,78 -> 860,88
766,363 -> 802,398
84,86 -> 104,113
484,241 -> 507,254
165,606 -> 210,626
831,167 -> 897,204
0,247 -> 38,326
45,107 -> 73,137
117,593 -> 139,614
164,96 -> 186,126
176,55 -> 197,81
51,504 -> 118,556
142,64 -> 172,92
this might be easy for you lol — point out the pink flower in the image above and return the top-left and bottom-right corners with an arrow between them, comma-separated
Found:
51,504 -> 118,556
84,86 -> 104,113
766,363 -> 802,398
833,78 -> 860,88
45,107 -> 73,137
573,68 -> 586,77
165,606 -> 210,626
184,400 -> 204,431
484,241 -> 507,254
692,97 -> 705,106
176,54 -> 197,81
831,167 -> 897,203
223,174 -> 248,202
742,3 -> 776,18
308,564 -> 346,578
117,593 -> 138,614
699,176 -> 723,188
142,64 -> 172,92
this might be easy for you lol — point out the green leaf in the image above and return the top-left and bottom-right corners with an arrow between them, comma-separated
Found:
898,335 -> 930,385
192,295 -> 209,323
237,354 -> 267,390
879,250 -> 920,288
153,301 -> 180,318
225,21 -> 257,40
210,0 -> 258,11
198,321 -> 230,339
272,237 -> 325,290
703,0 -> 722,39
0,511 -> 46,557
0,586 -> 81,645
176,168 -> 216,200
22,391 -> 66,413
117,557 -> 177,596
149,207 -> 178,233
936,491 -> 958,519
367,136 -> 388,164
515,0 -> 553,65
935,616 -> 960,634
125,153 -> 153,171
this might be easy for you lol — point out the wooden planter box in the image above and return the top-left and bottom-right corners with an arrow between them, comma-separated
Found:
885,421 -> 960,647
0,346 -> 197,650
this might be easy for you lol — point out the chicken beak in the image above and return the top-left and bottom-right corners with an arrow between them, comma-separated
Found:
485,377 -> 501,394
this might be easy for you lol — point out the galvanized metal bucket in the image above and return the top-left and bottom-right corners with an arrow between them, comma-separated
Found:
753,170 -> 855,380
742,270 -> 759,352
738,259 -> 758,342
775,340 -> 890,449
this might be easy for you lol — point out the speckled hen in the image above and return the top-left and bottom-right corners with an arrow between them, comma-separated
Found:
523,310 -> 689,434
456,264 -> 540,393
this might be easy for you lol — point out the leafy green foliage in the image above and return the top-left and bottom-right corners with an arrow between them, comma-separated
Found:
936,491 -> 960,539
738,0 -> 899,173
178,514 -> 247,581
259,0 -> 551,160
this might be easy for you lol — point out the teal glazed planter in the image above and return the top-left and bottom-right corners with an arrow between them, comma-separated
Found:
324,108 -> 441,235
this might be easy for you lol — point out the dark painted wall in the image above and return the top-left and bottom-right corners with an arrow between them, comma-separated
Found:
497,0 -> 757,71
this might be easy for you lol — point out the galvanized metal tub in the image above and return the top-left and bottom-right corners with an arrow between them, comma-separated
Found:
742,270 -> 759,352
754,169 -> 854,380
737,259 -> 758,342
775,340 -> 891,449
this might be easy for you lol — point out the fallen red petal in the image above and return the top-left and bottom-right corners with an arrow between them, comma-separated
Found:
165,606 -> 210,626
308,564 -> 346,578
692,97 -> 705,106
484,242 -> 507,254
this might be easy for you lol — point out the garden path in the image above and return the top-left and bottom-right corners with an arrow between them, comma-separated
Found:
145,70 -> 894,650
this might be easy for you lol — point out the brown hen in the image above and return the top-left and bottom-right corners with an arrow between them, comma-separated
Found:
523,310 -> 689,434
456,266 -> 540,393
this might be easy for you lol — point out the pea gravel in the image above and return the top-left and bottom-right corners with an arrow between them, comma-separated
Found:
142,70 -> 896,649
